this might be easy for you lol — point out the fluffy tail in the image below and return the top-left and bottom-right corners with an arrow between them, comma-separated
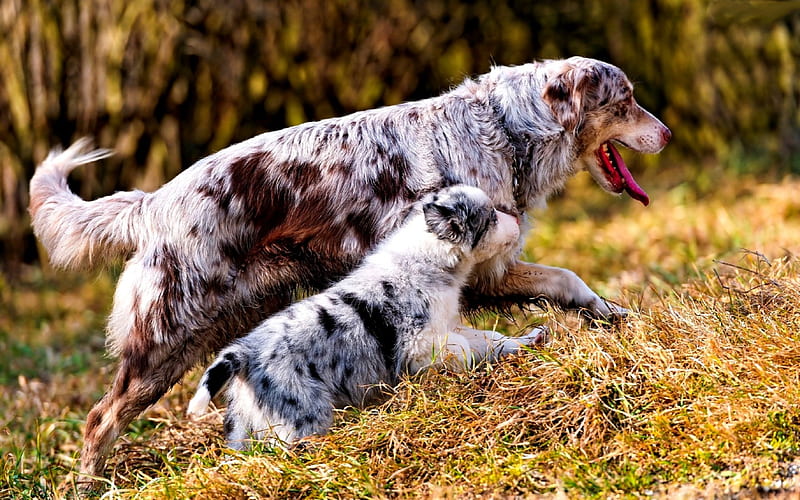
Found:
187,349 -> 244,416
28,138 -> 146,270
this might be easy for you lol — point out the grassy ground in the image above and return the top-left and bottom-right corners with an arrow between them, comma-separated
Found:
3,167 -> 800,499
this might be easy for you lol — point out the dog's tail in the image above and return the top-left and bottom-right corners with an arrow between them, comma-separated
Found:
29,138 -> 146,270
187,349 -> 245,416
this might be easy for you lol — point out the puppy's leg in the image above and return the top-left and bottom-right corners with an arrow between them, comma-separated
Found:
422,326 -> 547,372
455,325 -> 549,363
473,260 -> 628,321
438,333 -> 475,371
267,406 -> 334,445
224,368 -> 336,450
406,332 -> 475,374
224,412 -> 251,451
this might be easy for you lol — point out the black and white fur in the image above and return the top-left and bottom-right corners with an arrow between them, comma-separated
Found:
187,185 -> 545,448
28,56 -> 670,480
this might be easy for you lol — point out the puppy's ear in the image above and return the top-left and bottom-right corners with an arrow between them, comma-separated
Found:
423,200 -> 467,246
542,64 -> 590,132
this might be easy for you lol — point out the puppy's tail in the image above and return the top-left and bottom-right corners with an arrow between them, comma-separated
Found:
29,138 -> 146,270
187,349 -> 245,417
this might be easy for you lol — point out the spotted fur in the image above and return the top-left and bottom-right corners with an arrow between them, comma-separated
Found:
187,185 -> 546,448
27,56 -> 670,482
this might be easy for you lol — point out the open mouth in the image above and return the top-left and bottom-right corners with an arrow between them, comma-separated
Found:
596,141 -> 650,206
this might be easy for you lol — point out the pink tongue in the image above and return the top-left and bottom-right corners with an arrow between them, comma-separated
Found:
609,143 -> 650,206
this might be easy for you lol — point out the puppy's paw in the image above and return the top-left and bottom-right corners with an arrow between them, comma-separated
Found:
521,325 -> 550,346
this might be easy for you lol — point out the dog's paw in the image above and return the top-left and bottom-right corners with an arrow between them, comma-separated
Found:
582,298 -> 629,326
520,325 -> 550,346
57,471 -> 104,498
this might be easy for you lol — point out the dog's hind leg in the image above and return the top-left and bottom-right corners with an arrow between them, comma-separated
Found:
77,306 -> 268,486
77,266 -> 285,488
79,349 -> 189,484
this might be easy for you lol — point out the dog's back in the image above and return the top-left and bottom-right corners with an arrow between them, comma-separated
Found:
31,57 -> 669,482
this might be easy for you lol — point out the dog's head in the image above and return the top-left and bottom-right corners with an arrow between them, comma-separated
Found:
422,185 -> 519,263
541,56 -> 671,206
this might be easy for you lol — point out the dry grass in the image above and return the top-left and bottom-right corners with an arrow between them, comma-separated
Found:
102,256 -> 800,499
4,171 -> 800,498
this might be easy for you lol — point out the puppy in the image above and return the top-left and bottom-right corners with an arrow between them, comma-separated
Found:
28,56 -> 670,479
187,185 -> 547,448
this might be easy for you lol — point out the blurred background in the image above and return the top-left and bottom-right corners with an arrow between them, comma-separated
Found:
1,3 -> 800,494
0,0 -> 798,275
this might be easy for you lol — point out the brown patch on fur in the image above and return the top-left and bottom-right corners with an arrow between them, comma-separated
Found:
227,153 -> 292,227
83,407 -> 105,443
197,178 -> 233,213
28,58 -> 669,485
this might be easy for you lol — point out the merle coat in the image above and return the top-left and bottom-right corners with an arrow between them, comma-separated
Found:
187,185 -> 546,448
28,56 -> 670,481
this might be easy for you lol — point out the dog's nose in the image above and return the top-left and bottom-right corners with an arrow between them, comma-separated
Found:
661,126 -> 672,145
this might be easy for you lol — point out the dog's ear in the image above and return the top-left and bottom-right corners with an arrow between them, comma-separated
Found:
423,199 -> 468,246
423,194 -> 494,249
542,64 -> 591,132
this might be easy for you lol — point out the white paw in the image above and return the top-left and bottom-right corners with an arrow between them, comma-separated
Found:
521,325 -> 550,346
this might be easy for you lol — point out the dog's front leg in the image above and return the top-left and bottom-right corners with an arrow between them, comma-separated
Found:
474,260 -> 628,321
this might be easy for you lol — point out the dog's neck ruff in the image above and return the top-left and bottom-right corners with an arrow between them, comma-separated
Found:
486,96 -> 532,212
486,93 -> 573,214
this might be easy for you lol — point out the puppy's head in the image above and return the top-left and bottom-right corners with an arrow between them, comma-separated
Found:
542,56 -> 671,206
422,185 -> 519,263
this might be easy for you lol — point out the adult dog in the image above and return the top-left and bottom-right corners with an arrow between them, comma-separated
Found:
29,56 -> 670,481
187,185 -> 547,448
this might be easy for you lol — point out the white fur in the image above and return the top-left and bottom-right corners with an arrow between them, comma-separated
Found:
27,57 -> 670,480
189,186 -> 545,449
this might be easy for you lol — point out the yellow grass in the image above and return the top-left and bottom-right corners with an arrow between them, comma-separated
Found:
3,170 -> 800,498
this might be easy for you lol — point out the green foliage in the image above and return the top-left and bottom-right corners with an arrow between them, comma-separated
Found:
0,0 -> 798,268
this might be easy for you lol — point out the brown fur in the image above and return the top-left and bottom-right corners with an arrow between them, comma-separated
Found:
28,57 -> 670,486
